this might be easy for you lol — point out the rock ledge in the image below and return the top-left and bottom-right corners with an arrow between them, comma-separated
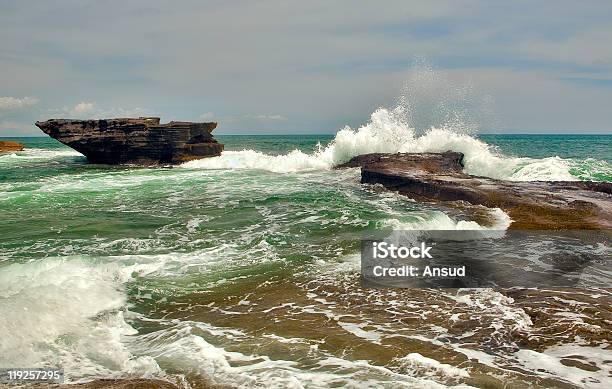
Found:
0,140 -> 24,153
36,117 -> 223,165
338,152 -> 611,229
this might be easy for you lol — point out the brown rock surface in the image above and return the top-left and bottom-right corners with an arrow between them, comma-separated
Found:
0,140 -> 24,153
35,118 -> 223,165
337,151 -> 612,229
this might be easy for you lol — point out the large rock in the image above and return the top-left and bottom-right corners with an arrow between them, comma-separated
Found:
337,152 -> 612,229
0,140 -> 24,153
35,117 -> 223,165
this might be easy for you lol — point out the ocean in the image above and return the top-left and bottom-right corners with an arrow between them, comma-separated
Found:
1,113 -> 611,388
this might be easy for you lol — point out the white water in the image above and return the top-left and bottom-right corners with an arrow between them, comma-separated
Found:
183,105 -> 578,181
0,257 -> 163,378
0,148 -> 83,161
1,75 -> 606,388
0,255 -> 474,388
383,207 -> 512,231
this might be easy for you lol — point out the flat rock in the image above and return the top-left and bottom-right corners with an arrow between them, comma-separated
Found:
36,117 -> 223,165
337,152 -> 612,229
0,140 -> 24,153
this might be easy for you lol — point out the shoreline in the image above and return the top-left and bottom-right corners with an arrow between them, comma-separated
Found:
338,151 -> 612,229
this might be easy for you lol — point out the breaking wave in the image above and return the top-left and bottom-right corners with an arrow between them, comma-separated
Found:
0,148 -> 83,161
183,105 -> 605,181
0,257 -> 163,380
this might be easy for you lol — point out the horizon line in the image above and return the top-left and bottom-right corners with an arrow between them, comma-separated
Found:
2,132 -> 612,138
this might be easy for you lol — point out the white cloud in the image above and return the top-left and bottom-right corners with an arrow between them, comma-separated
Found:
2,2 -> 612,134
72,101 -> 95,114
246,114 -> 288,121
221,114 -> 289,123
0,96 -> 39,110
57,102 -> 152,119
260,114 -> 287,121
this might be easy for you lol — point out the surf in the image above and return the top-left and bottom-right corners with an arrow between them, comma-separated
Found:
182,103 -> 609,182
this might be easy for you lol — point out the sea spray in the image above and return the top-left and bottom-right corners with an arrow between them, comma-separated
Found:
181,67 -> 608,181
181,94 -> 592,181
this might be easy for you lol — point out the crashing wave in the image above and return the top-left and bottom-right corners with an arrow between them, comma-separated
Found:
182,105 -> 602,181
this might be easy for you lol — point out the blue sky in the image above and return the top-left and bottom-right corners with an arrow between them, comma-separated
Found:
1,0 -> 611,135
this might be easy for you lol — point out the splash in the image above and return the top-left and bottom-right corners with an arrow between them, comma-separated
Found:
183,66 -> 607,181
183,103 -> 587,181
383,208 -> 512,231
0,258 -> 162,380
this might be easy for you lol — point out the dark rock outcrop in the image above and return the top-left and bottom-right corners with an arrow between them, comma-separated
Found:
35,117 -> 223,165
338,151 -> 612,229
0,140 -> 24,153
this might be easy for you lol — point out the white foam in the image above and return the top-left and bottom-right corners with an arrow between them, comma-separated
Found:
0,258 -> 160,379
399,353 -> 470,378
514,345 -> 611,388
448,289 -> 533,334
383,207 -> 512,231
397,128 -> 578,181
0,148 -> 83,161
182,149 -> 329,173
181,104 -> 580,181
130,321 -> 457,388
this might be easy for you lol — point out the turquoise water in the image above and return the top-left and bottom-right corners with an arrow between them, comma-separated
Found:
5,133 -> 611,181
7,132 -> 611,159
0,131 -> 611,388
479,134 -> 611,162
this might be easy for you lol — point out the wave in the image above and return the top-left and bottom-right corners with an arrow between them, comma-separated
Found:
0,148 -> 83,160
127,319 -> 456,388
183,149 -> 329,173
383,208 -> 512,231
0,258 -> 163,379
568,158 -> 612,182
0,255 -> 465,387
182,106 -> 606,181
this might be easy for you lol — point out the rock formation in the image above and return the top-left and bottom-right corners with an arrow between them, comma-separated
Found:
0,140 -> 24,153
337,152 -> 611,229
35,117 -> 223,165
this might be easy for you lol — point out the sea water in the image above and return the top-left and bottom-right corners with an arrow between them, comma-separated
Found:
1,108 -> 611,387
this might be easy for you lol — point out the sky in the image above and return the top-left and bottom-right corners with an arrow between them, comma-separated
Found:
1,0 -> 612,136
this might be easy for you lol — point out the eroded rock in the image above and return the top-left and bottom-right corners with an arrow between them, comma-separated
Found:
0,140 -> 24,153
35,117 -> 223,165
338,152 -> 611,229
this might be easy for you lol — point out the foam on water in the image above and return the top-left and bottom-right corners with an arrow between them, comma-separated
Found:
383,207 -> 512,231
399,353 -> 470,379
127,320 -> 465,388
513,344 -> 611,388
0,148 -> 83,162
1,83 -> 609,387
183,105 -> 592,181
0,258 -> 163,379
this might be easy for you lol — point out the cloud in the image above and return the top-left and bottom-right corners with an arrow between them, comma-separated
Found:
1,1 -> 612,134
223,114 -> 289,123
246,114 -> 288,121
72,101 -> 95,114
41,102 -> 153,120
0,96 -> 39,111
